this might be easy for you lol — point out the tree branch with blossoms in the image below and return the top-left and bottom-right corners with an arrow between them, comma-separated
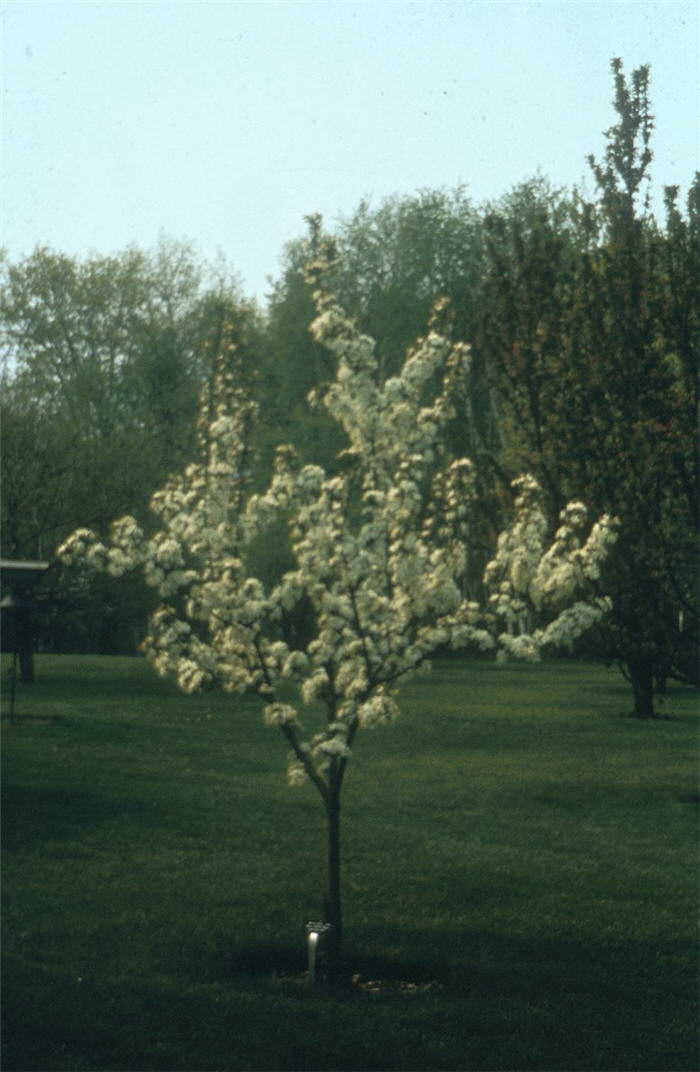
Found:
56,220 -> 618,977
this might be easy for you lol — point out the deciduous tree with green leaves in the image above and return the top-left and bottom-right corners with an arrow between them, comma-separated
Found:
0,241 -> 261,652
473,60 -> 698,716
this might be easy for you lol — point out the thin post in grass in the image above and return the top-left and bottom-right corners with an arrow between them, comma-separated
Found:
6,649 -> 18,721
305,921 -> 330,986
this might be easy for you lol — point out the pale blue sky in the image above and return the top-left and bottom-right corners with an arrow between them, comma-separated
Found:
2,0 -> 698,302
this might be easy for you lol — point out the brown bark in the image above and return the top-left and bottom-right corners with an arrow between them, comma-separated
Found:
323,788 -> 343,980
628,657 -> 656,718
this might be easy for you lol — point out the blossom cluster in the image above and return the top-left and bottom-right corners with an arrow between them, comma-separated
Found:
482,475 -> 618,656
57,225 -> 618,794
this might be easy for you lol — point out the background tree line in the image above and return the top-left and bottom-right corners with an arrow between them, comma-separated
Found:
2,60 -> 697,714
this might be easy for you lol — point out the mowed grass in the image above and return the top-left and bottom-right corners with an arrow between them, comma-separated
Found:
2,655 -> 697,1072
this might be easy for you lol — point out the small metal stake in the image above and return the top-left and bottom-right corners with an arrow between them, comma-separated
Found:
305,921 -> 330,986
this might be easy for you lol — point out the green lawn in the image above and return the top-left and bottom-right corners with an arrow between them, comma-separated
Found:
2,655 -> 698,1071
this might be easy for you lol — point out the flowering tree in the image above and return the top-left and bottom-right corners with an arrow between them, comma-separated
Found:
57,223 -> 617,977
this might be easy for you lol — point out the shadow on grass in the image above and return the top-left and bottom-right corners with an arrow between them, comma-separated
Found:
1,784 -> 163,852
216,921 -> 697,1003
1,713 -> 74,727
4,933 -> 697,1071
218,942 -> 465,996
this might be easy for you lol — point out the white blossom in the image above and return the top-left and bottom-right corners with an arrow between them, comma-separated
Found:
55,228 -> 618,794
263,702 -> 300,727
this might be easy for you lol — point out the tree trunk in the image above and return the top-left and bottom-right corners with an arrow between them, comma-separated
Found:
324,788 -> 343,981
628,657 -> 656,718
17,609 -> 35,683
19,646 -> 35,684
676,639 -> 700,687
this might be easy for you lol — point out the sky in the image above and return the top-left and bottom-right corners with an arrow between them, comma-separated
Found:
2,0 -> 698,303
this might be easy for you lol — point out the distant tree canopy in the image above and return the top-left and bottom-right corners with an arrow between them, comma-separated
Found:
2,60 -> 697,714
0,240 -> 259,651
